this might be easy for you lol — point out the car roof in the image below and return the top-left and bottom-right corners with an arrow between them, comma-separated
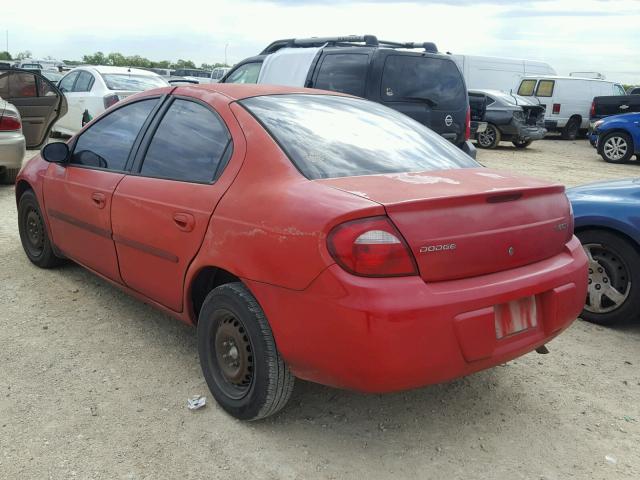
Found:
173,83 -> 352,102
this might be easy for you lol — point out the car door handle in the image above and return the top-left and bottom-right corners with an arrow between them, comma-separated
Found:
91,192 -> 106,209
173,212 -> 195,232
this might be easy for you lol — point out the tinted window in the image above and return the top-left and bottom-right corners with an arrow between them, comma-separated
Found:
74,71 -> 94,92
140,99 -> 231,183
0,72 -> 37,98
71,99 -> 157,170
101,74 -> 167,91
535,80 -> 555,97
59,71 -> 79,93
241,94 -> 478,180
381,55 -> 466,109
37,77 -> 57,96
224,63 -> 261,84
314,54 -> 369,97
517,80 -> 536,96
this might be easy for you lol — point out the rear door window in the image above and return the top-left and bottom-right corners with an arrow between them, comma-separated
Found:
58,71 -> 79,93
517,79 -> 537,96
535,80 -> 555,97
139,99 -> 232,183
224,63 -> 261,84
71,99 -> 158,171
381,55 -> 466,109
0,71 -> 37,98
314,54 -> 369,97
73,71 -> 94,92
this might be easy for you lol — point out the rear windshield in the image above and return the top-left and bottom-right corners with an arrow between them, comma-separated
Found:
241,94 -> 478,180
101,74 -> 168,91
381,55 -> 466,109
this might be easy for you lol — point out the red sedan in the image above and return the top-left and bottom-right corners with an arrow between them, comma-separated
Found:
16,84 -> 588,420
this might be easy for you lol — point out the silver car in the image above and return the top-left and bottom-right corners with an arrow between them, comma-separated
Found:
0,68 -> 67,184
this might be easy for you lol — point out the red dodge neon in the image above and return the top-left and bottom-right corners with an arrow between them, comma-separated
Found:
16,84 -> 588,420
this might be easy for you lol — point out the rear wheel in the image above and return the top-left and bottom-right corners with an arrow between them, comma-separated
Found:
561,117 -> 580,140
512,139 -> 532,149
17,190 -> 64,268
197,282 -> 294,420
600,132 -> 634,163
477,124 -> 501,148
577,230 -> 640,325
1,167 -> 20,185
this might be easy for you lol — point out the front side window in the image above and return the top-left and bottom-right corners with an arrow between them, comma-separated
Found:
381,55 -> 466,109
58,71 -> 79,93
314,54 -> 369,97
224,63 -> 261,84
71,99 -> 158,170
614,84 -> 626,96
74,71 -> 94,92
517,80 -> 537,96
535,80 -> 555,97
241,94 -> 478,180
101,74 -> 167,91
139,99 -> 231,183
0,72 -> 37,98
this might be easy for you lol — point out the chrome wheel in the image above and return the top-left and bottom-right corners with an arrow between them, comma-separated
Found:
583,243 -> 631,313
478,127 -> 496,147
603,136 -> 628,161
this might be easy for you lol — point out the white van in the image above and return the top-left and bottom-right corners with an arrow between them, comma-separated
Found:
516,76 -> 627,139
450,54 -> 556,91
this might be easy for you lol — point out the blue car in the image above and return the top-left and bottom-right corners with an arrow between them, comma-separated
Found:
567,178 -> 640,324
589,112 -> 640,163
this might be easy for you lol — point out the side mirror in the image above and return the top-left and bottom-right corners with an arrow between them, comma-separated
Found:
42,142 -> 70,164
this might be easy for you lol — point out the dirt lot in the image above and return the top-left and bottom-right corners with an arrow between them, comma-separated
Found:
1,139 -> 639,480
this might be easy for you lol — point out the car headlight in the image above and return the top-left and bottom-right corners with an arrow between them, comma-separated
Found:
593,120 -> 604,129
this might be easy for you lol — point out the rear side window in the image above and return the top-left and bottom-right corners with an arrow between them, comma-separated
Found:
58,71 -> 79,93
224,63 -> 262,84
535,80 -> 555,97
71,99 -> 158,170
241,94 -> 478,180
314,54 -> 369,97
139,99 -> 231,183
0,72 -> 37,98
517,80 -> 536,96
74,71 -> 94,92
381,55 -> 466,108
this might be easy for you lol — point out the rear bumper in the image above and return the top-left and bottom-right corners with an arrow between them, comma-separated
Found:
516,125 -> 547,141
248,236 -> 588,393
0,132 -> 26,169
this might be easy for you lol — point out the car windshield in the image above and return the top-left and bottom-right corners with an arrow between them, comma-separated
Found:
41,71 -> 63,82
241,94 -> 479,180
101,73 -> 168,91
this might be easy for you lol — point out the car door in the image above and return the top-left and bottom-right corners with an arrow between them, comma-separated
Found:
111,94 -> 234,312
43,97 -> 162,282
72,70 -> 96,128
55,70 -> 80,133
0,69 -> 67,148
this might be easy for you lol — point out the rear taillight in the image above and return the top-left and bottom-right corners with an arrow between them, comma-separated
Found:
0,113 -> 21,131
590,100 -> 595,117
465,106 -> 471,141
552,103 -> 561,114
103,94 -> 120,109
327,216 -> 418,277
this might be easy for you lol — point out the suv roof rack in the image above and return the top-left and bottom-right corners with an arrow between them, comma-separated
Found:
260,35 -> 438,55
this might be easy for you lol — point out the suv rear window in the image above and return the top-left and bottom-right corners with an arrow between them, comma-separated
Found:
517,80 -> 536,96
241,94 -> 478,180
381,55 -> 466,109
314,54 -> 369,97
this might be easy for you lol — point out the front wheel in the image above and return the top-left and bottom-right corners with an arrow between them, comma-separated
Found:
476,124 -> 501,149
600,132 -> 634,163
197,282 -> 294,420
512,139 -> 532,149
577,230 -> 640,325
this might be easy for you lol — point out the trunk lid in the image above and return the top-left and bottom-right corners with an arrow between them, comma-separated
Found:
318,168 -> 572,282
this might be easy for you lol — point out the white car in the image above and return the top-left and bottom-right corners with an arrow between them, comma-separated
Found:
53,66 -> 168,136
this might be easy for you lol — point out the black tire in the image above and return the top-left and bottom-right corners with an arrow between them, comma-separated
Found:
561,117 -> 580,140
512,139 -> 532,149
577,229 -> 640,325
197,282 -> 294,420
2,167 -> 20,185
17,190 -> 64,268
599,132 -> 634,164
476,124 -> 501,149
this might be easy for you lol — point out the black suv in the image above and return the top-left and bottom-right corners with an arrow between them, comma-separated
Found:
221,35 -> 475,158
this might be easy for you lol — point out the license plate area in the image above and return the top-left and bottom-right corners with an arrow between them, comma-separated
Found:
495,296 -> 537,339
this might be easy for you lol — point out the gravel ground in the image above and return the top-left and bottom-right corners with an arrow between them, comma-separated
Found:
1,138 -> 639,480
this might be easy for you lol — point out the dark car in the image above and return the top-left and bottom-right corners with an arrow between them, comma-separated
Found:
590,94 -> 640,128
469,89 -> 546,149
221,35 -> 476,158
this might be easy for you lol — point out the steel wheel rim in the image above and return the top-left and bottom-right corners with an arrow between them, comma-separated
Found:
212,311 -> 254,399
478,127 -> 496,147
604,136 -> 627,160
23,207 -> 44,257
583,243 -> 631,313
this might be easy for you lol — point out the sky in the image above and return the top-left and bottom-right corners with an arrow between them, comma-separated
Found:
3,0 -> 639,83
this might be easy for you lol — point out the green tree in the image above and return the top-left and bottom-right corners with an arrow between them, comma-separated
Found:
172,59 -> 196,69
82,51 -> 107,65
0,51 -> 12,61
